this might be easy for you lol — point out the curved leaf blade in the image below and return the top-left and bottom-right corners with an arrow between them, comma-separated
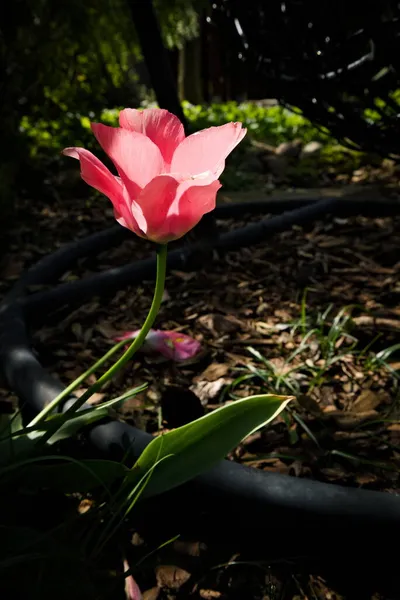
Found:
130,394 -> 292,499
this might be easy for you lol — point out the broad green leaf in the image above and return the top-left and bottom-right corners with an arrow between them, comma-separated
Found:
129,394 -> 292,499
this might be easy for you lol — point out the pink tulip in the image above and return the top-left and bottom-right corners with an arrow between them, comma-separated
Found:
115,329 -> 201,362
63,108 -> 246,243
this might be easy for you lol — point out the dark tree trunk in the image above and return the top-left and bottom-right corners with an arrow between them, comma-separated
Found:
180,35 -> 203,104
127,0 -> 185,124
128,0 -> 218,253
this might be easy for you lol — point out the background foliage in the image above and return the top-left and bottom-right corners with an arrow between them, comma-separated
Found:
1,0 -> 399,214
0,0 -> 204,211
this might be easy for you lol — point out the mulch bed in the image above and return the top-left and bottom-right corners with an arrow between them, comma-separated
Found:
31,209 -> 400,486
1,190 -> 400,599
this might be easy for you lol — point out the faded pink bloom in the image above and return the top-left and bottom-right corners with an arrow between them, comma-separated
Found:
63,108 -> 246,243
116,329 -> 201,362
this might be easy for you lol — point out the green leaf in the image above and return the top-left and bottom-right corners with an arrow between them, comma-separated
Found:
129,394 -> 292,499
0,411 -> 35,465
37,410 -> 107,444
33,385 -> 146,445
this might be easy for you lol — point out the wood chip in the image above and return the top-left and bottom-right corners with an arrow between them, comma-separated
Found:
351,389 -> 390,413
199,590 -> 222,599
333,410 -> 379,429
173,540 -> 206,557
155,565 -> 191,590
190,378 -> 227,406
196,363 -> 230,381
143,588 -> 160,600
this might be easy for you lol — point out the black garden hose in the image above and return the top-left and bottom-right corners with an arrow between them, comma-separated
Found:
19,197 -> 339,321
1,197 -> 400,595
2,325 -> 400,595
1,198 -> 340,403
5,195 -> 398,320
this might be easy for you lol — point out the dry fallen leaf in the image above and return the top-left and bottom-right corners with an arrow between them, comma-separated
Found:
64,368 -> 85,381
387,423 -> 400,431
190,378 -> 227,406
353,315 -> 400,331
131,532 -> 144,547
73,389 -> 106,405
267,357 -> 293,376
173,540 -> 207,557
333,430 -> 375,441
77,499 -> 93,514
320,467 -> 350,482
198,313 -> 243,336
155,565 -> 191,590
170,270 -> 197,281
296,394 -> 322,415
262,459 -> 291,474
273,308 -> 292,321
316,386 -> 336,409
317,236 -> 348,249
289,460 -> 311,478
351,389 -> 390,413
356,473 -> 378,486
333,410 -> 378,429
143,587 -> 160,600
197,362 -> 230,382
95,322 -> 119,339
199,590 -> 222,599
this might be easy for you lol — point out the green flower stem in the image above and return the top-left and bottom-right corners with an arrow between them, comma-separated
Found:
28,339 -> 128,428
36,243 -> 168,446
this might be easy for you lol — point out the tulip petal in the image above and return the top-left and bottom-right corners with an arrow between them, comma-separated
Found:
119,108 -> 185,166
136,174 -> 219,243
159,179 -> 221,242
123,559 -> 143,600
116,188 -> 147,238
91,123 -> 164,191
63,147 -> 145,235
171,122 -> 246,179
114,330 -> 141,342
63,147 -> 123,201
114,329 -> 201,361
135,175 -> 180,240
160,332 -> 201,361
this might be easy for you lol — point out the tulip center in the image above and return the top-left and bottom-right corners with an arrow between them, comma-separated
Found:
189,170 -> 212,180
165,170 -> 212,182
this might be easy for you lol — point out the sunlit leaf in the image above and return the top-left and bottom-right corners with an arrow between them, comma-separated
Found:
129,394 -> 292,499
